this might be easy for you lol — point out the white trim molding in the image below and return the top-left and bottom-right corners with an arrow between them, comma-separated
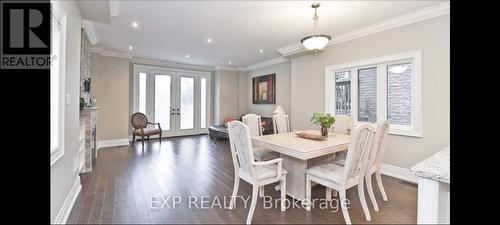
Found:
132,58 -> 214,72
244,57 -> 290,71
277,2 -> 450,57
380,163 -> 418,184
214,65 -> 240,72
109,0 -> 120,18
81,19 -> 98,45
100,50 -> 133,59
97,139 -> 130,149
53,176 -> 82,224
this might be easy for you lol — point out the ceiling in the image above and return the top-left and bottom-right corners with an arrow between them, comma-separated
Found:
81,1 -> 445,67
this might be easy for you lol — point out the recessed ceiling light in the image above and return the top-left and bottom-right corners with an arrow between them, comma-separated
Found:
259,49 -> 264,54
131,21 -> 139,28
229,61 -> 232,65
185,54 -> 190,58
207,38 -> 212,43
128,46 -> 133,50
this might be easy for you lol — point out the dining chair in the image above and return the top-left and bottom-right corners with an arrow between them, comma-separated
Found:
331,121 -> 390,211
242,114 -> 279,161
272,113 -> 291,134
242,114 -> 280,197
332,115 -> 353,135
227,121 -> 287,224
305,123 -> 374,224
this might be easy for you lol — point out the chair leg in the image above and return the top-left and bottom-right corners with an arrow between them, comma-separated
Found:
229,177 -> 240,209
358,179 -> 371,221
132,133 -> 135,144
280,175 -> 286,212
246,186 -> 259,224
141,136 -> 144,149
332,189 -> 338,197
147,135 -> 150,142
365,173 -> 379,211
375,171 -> 388,201
325,187 -> 332,201
159,132 -> 162,144
259,186 -> 265,197
305,176 -> 311,211
339,190 -> 351,224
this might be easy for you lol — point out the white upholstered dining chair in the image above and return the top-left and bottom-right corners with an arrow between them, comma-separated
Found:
242,114 -> 280,197
272,113 -> 291,134
305,123 -> 374,224
332,115 -> 353,135
227,121 -> 287,224
242,114 -> 279,161
331,121 -> 390,211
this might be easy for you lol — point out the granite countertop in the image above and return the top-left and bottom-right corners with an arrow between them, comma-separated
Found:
410,147 -> 450,183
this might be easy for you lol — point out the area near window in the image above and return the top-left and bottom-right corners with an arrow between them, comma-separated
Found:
325,50 -> 422,137
50,1 -> 67,166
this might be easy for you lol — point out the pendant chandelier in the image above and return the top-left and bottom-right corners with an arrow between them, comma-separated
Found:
301,3 -> 331,52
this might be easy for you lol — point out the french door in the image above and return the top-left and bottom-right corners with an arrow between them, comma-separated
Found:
133,65 -> 210,137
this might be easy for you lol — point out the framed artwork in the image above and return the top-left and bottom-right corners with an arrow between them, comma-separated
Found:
252,73 -> 276,104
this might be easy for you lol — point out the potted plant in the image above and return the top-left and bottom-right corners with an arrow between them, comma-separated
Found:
310,112 -> 335,136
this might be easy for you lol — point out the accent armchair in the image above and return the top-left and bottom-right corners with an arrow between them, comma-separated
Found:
131,112 -> 162,147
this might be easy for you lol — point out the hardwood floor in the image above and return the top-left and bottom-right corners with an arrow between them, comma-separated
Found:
67,135 -> 417,224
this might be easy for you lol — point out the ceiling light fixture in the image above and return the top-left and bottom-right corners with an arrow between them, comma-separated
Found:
301,3 -> 331,52
128,46 -> 133,50
207,38 -> 212,43
131,21 -> 139,28
229,61 -> 232,65
185,54 -> 190,58
259,49 -> 264,54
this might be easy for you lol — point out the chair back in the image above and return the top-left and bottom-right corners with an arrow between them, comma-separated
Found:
332,115 -> 352,135
367,121 -> 390,172
227,121 -> 256,177
131,112 -> 148,129
273,113 -> 291,134
343,123 -> 374,185
242,114 -> 263,137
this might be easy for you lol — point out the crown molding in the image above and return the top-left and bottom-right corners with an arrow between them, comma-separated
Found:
277,1 -> 450,57
90,46 -> 104,54
99,50 -> 133,59
213,66 -> 240,72
81,19 -> 99,45
244,57 -> 290,71
132,58 -> 214,72
109,0 -> 120,18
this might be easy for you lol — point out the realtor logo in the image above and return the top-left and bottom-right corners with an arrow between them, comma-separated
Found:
1,1 -> 50,69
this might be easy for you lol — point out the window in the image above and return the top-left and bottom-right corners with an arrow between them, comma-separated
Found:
334,71 -> 351,115
138,72 -> 147,114
51,2 -> 67,166
200,78 -> 207,129
325,50 -> 422,137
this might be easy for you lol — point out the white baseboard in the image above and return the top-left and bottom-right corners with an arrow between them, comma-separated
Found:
97,139 -> 129,149
380,163 -> 418,184
53,176 -> 82,224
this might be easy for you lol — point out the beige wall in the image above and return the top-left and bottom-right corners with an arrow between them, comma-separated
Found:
90,54 -> 131,140
240,61 -> 292,118
50,0 -> 81,222
213,70 -> 239,124
290,15 -> 450,168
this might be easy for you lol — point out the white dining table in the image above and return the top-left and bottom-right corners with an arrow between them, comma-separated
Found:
252,130 -> 350,201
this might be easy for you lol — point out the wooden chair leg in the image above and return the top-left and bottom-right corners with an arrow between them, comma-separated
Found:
339,190 -> 351,224
141,136 -> 144,149
259,186 -> 265,197
132,133 -> 135,144
147,135 -> 150,142
159,132 -> 162,143
230,178 -> 240,209
365,173 -> 379,211
326,187 -> 332,201
358,179 -> 371,221
246,186 -> 259,224
375,171 -> 388,201
280,175 -> 286,211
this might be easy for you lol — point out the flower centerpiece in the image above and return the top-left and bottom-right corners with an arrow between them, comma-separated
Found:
310,112 -> 335,136
223,117 -> 235,127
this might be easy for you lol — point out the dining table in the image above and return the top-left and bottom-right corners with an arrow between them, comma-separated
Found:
252,130 -> 350,201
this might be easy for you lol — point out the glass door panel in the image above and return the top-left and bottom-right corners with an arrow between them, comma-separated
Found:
200,77 -> 207,129
180,77 -> 195,130
154,75 -> 172,131
138,72 -> 147,114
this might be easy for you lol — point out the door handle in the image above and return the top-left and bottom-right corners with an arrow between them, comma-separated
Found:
176,108 -> 180,115
171,108 -> 176,115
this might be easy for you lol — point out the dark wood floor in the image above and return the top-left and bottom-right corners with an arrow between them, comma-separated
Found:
67,135 -> 417,224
